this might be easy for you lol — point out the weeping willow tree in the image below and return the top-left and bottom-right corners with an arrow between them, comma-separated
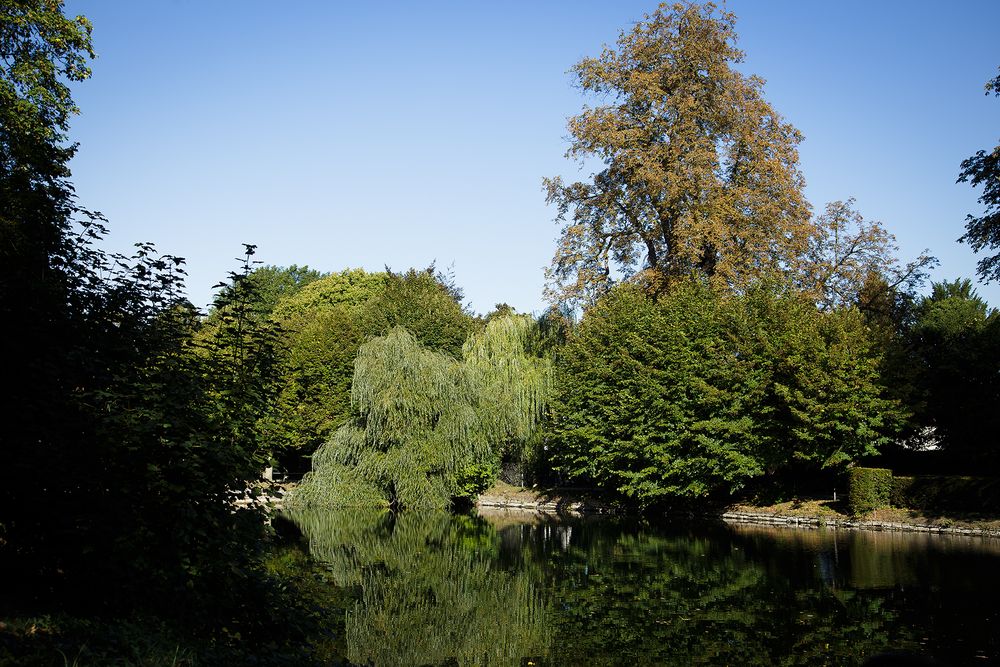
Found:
288,314 -> 552,509
289,509 -> 551,667
464,314 -> 553,460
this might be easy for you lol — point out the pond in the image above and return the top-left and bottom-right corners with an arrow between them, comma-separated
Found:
282,508 -> 1000,666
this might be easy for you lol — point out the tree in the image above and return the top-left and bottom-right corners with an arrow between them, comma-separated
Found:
958,68 -> 1000,281
259,266 -> 477,470
544,2 -> 811,306
263,306 -> 366,469
0,0 -> 93,220
0,5 -> 293,641
254,268 -> 383,468
208,263 -> 325,321
910,279 -> 1000,470
0,1 -> 97,353
547,282 -> 759,501
546,281 -> 899,505
802,200 -> 935,311
360,266 -> 476,358
1,0 -> 96,432
728,283 -> 900,475
1,0 -> 100,580
269,267 -> 384,321
290,314 -> 552,510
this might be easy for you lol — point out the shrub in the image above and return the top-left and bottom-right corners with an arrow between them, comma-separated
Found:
848,467 -> 893,515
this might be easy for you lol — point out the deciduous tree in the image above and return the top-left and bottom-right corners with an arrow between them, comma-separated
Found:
546,280 -> 900,505
958,68 -> 1000,281
544,2 -> 810,306
802,200 -> 934,311
910,279 -> 1000,470
290,315 -> 552,509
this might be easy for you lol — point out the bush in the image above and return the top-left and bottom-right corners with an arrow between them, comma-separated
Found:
848,467 -> 893,515
891,475 -> 1000,514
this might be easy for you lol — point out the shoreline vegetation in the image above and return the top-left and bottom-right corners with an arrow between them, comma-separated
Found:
474,482 -> 1000,537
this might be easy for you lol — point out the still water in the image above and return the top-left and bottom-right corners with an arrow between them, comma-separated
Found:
283,509 -> 1000,666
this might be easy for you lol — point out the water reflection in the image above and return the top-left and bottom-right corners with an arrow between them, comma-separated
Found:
727,522 -> 1000,590
285,510 -> 1000,666
289,509 -> 550,666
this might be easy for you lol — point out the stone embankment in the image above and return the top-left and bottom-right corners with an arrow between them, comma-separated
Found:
719,510 -> 1000,538
476,488 -> 612,515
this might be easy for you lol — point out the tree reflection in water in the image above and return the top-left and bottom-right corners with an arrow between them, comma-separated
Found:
285,510 -> 998,666
288,509 -> 550,666
526,523 -> 914,666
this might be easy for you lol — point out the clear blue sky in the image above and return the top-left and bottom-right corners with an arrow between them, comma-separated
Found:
63,0 -> 1000,314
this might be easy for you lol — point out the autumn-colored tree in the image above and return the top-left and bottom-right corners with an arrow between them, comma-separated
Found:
958,68 -> 1000,281
544,2 -> 810,306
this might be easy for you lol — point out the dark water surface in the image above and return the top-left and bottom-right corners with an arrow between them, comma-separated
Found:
284,509 -> 1000,666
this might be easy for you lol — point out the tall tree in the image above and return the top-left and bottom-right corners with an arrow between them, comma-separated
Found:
361,266 -> 476,358
958,68 -> 1000,281
544,2 -> 811,306
260,266 -> 476,471
1,0 -> 98,574
910,279 -> 1000,470
802,200 -> 935,311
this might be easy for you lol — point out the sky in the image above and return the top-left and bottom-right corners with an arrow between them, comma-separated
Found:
62,0 -> 1000,315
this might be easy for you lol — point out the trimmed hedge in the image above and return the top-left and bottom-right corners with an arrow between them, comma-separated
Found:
891,475 -> 1000,514
848,467 -> 893,515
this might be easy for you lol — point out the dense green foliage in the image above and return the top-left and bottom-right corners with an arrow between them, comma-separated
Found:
294,327 -> 476,509
891,476 -> 1000,514
731,284 -> 899,471
547,282 -> 756,500
291,314 -> 552,509
210,263 -> 325,321
257,267 -> 477,470
269,267 -> 383,320
259,269 -> 383,466
360,266 -> 476,358
908,279 -> 1000,471
0,6 -> 323,660
546,280 -> 898,505
958,68 -> 1000,282
848,467 -> 893,515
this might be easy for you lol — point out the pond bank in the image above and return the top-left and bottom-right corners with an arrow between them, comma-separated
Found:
477,483 -> 1000,538
476,481 -> 615,515
719,509 -> 1000,538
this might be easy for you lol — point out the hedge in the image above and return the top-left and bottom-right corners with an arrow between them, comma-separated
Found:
891,475 -> 1000,514
848,467 -> 893,515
